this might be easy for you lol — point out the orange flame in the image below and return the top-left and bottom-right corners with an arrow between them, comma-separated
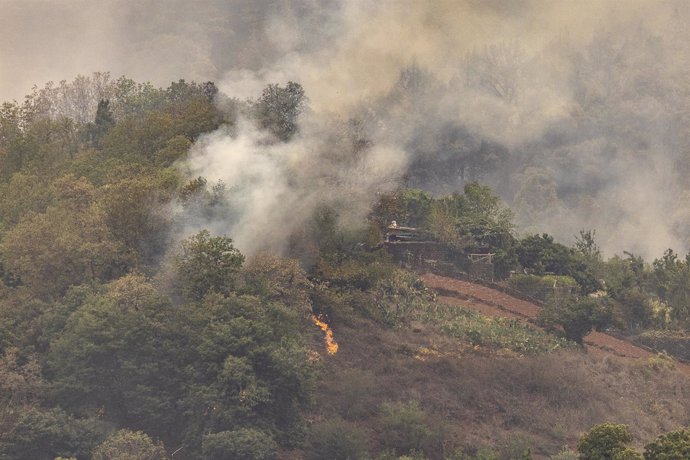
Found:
312,314 -> 339,354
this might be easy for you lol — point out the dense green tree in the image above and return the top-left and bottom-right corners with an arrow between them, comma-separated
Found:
651,250 -> 690,322
1,198 -> 129,300
431,182 -> 514,252
153,134 -> 192,166
21,115 -> 80,175
201,429 -> 277,460
110,76 -> 166,118
179,293 -> 312,447
47,274 -> 190,440
101,111 -> 177,161
516,234 -> 575,275
577,423 -> 635,460
0,285 -> 55,353
379,400 -> 441,457
643,428 -> 690,459
86,99 -> 115,147
97,173 -> 174,265
603,253 -> 647,298
165,80 -> 217,104
242,253 -> 313,314
539,293 -> 612,345
614,448 -> 643,460
91,429 -> 166,460
516,234 -> 600,293
304,418 -> 369,460
164,91 -> 222,141
0,347 -> 45,448
173,230 -> 244,301
254,82 -> 307,142
1,174 -> 130,292
0,407 -> 109,460
0,172 -> 53,227
178,177 -> 230,224
0,101 -> 37,180
0,347 -> 44,407
370,188 -> 433,231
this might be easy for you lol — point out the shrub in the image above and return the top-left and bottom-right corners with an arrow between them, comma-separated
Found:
613,447 -> 643,460
0,407 -> 109,460
324,367 -> 378,419
538,293 -> 612,345
92,430 -> 166,460
577,423 -> 634,459
515,234 -> 601,293
173,230 -> 244,301
550,447 -> 578,460
612,288 -> 652,330
201,429 -> 277,460
379,400 -> 441,457
507,274 -> 577,301
304,418 -> 369,460
643,428 -> 690,459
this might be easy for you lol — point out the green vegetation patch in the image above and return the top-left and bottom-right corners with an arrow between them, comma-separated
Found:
507,274 -> 577,302
414,302 -> 573,355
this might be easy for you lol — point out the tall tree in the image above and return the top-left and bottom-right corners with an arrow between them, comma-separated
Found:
254,82 -> 306,142
173,230 -> 244,301
86,99 -> 115,148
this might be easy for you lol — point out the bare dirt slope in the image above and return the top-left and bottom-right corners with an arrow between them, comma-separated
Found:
421,273 -> 690,372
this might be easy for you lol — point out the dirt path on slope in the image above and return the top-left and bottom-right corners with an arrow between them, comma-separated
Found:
422,273 -> 690,374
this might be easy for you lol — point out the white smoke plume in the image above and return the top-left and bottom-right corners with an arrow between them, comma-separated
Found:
182,117 -> 408,255
5,0 -> 690,259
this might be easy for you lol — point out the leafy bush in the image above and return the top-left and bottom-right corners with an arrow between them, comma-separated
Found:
635,330 -> 690,362
538,294 -> 612,345
379,400 -> 441,457
0,407 -> 108,460
201,429 -> 277,460
613,447 -> 643,459
643,428 -> 690,459
173,230 -> 244,301
92,430 -> 166,460
507,274 -> 577,301
315,249 -> 395,292
550,447 -> 578,459
516,234 -> 600,294
577,423 -> 634,460
373,269 -> 432,328
321,367 -> 378,419
611,288 -> 652,331
304,418 -> 369,460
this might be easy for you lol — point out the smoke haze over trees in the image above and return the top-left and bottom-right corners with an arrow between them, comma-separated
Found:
8,3 -> 690,457
8,0 -> 690,258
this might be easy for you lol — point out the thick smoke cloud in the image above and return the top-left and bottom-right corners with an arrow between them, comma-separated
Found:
183,119 -> 407,255
0,0 -> 336,102
5,0 -> 690,259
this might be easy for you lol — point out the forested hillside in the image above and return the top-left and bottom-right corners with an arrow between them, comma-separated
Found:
1,73 -> 690,459
5,1 -> 690,459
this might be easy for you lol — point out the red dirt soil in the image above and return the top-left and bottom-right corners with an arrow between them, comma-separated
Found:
421,273 -> 690,374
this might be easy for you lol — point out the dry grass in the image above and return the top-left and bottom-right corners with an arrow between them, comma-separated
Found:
305,315 -> 690,459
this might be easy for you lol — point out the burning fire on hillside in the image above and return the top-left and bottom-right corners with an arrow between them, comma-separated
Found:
311,314 -> 339,355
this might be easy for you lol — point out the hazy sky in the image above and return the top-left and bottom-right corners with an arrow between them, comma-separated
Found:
0,0 -> 305,101
1,0 -> 667,104
4,0 -> 690,258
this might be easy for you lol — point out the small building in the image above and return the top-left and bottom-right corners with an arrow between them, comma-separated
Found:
384,222 -> 442,266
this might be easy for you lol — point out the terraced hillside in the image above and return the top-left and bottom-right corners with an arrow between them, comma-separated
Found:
421,273 -> 690,374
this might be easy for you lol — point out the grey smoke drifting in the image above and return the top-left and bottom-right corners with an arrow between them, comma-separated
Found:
6,0 -> 690,259
183,116 -> 408,256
